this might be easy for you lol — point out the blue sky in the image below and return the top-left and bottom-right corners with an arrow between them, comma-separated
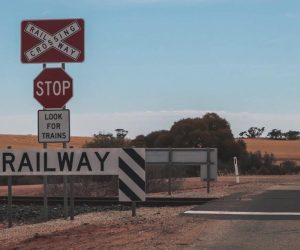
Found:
1,0 -> 300,138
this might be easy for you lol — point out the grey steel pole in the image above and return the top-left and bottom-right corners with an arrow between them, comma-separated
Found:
62,63 -> 69,220
8,176 -> 12,228
132,201 -> 136,217
42,63 -> 48,221
63,136 -> 68,219
69,147 -> 74,220
43,142 -> 48,221
206,151 -> 211,193
69,175 -> 74,220
7,146 -> 12,228
168,148 -> 172,195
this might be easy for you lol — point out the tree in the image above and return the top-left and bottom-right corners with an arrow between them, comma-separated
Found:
130,135 -> 146,147
267,129 -> 282,140
283,130 -> 300,140
115,128 -> 128,139
239,127 -> 265,138
131,112 -> 246,162
83,131 -> 130,148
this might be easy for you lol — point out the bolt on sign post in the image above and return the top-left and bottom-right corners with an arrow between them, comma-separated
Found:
21,19 -> 84,63
34,68 -> 73,109
38,109 -> 70,143
21,18 -> 84,222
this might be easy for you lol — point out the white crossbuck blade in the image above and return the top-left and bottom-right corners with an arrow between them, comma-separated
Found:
24,22 -> 81,61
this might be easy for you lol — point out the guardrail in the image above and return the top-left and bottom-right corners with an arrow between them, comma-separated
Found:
146,148 -> 218,195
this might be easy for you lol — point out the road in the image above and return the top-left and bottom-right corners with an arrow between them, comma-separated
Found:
185,185 -> 300,249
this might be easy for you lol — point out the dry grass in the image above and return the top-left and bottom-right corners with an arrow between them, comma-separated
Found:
243,138 -> 300,162
0,135 -> 299,161
0,134 -> 92,149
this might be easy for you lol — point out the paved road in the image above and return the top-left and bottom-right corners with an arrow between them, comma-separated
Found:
185,187 -> 300,249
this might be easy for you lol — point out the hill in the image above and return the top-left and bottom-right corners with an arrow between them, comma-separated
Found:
0,134 -> 93,149
243,138 -> 300,162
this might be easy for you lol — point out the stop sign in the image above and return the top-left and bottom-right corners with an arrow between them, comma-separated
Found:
34,68 -> 73,108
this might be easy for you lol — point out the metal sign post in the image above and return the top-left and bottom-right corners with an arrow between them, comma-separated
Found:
21,18 -> 85,224
43,142 -> 48,221
38,109 -> 70,143
7,145 -> 13,228
33,68 -> 73,109
69,176 -> 74,220
206,151 -> 211,193
131,201 -> 136,217
168,148 -> 172,195
42,63 -> 48,222
62,63 -> 68,220
21,19 -> 85,63
69,146 -> 75,220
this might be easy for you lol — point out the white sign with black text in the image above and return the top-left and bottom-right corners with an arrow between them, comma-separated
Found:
0,148 -> 120,176
38,109 -> 70,143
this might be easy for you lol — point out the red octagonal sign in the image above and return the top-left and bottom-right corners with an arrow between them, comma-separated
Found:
34,68 -> 73,109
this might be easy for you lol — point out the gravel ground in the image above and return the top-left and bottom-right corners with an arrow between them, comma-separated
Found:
0,203 -> 131,225
0,205 -> 192,249
1,175 -> 300,249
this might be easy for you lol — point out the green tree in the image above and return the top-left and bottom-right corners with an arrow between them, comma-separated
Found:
267,129 -> 282,140
240,127 -> 265,138
83,132 -> 130,148
283,130 -> 300,140
131,112 -> 246,163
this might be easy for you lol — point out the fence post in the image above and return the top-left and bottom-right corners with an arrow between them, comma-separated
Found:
168,148 -> 172,195
131,201 -> 136,217
206,150 -> 211,193
233,156 -> 240,184
7,146 -> 12,228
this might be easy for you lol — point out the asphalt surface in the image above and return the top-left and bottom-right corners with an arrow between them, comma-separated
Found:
186,190 -> 300,220
185,187 -> 300,249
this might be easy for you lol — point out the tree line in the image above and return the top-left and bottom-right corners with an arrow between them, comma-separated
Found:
239,127 -> 300,140
83,113 -> 300,175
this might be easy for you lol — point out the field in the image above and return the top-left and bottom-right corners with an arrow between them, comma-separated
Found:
0,134 -> 92,149
243,138 -> 300,162
0,136 -> 300,249
0,135 -> 298,161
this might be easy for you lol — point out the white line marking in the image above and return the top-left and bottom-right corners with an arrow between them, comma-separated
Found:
184,211 -> 300,216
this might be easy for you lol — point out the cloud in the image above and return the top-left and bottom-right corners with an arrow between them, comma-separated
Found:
84,0 -> 274,5
1,110 -> 300,139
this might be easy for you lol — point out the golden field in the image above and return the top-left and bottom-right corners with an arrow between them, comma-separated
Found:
243,138 -> 300,161
0,134 -> 93,149
0,135 -> 298,161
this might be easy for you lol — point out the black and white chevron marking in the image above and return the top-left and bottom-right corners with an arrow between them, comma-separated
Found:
118,148 -> 145,202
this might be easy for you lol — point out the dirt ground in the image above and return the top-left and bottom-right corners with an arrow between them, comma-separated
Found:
1,175 -> 300,249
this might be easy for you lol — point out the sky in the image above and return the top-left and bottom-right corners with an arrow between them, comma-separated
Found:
1,0 -> 300,138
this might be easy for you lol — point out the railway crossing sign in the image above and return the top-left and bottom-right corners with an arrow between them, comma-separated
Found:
38,109 -> 70,143
21,19 -> 84,63
34,68 -> 73,109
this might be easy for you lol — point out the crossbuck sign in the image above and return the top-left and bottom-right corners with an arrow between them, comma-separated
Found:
21,19 -> 84,63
